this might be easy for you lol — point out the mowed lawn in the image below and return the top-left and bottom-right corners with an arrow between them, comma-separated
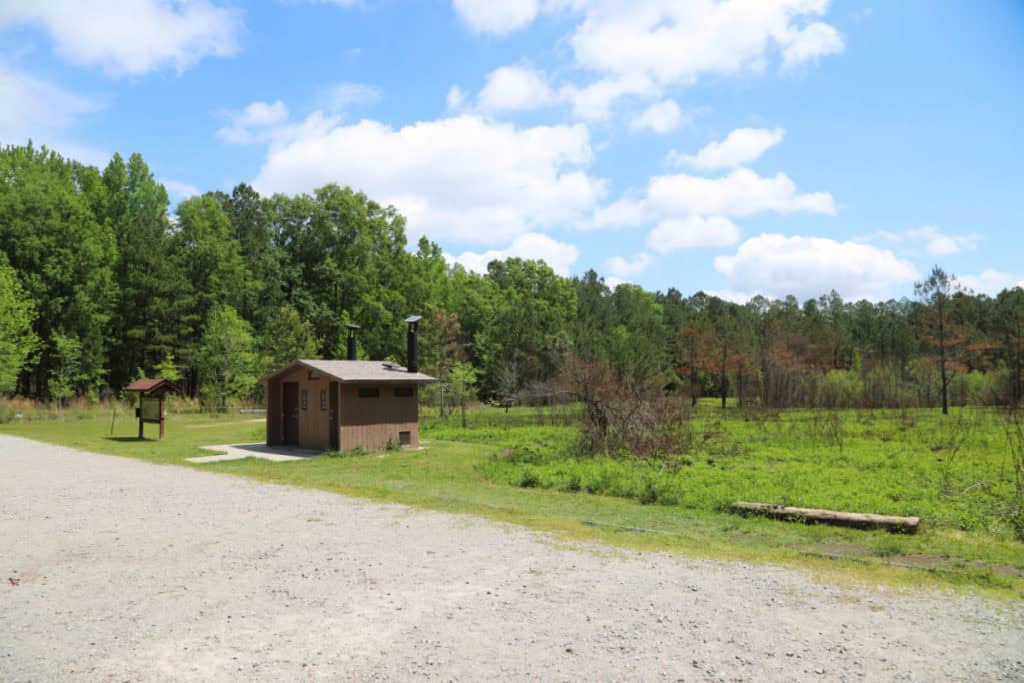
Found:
2,404 -> 1023,599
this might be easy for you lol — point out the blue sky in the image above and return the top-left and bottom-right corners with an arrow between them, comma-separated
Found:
2,0 -> 1022,301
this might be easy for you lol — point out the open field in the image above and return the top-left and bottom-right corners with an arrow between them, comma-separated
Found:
1,403 -> 1023,597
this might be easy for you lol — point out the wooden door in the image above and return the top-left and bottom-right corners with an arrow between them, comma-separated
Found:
329,381 -> 339,451
283,382 -> 300,445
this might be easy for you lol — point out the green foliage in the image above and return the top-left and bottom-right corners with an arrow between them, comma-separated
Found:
0,255 -> 38,393
475,405 -> 1024,539
0,143 -> 116,393
258,305 -> 320,373
195,305 -> 257,410
447,361 -> 478,428
154,353 -> 183,382
48,333 -> 84,410
2,141 -> 1023,418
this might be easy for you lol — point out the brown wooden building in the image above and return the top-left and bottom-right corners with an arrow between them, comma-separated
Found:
262,359 -> 436,452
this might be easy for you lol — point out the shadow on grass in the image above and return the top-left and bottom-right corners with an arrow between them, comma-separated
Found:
104,436 -> 152,442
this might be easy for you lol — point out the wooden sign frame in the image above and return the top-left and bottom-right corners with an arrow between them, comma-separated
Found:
137,395 -> 165,440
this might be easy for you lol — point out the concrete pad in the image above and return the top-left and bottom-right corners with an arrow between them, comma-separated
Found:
187,443 -> 321,463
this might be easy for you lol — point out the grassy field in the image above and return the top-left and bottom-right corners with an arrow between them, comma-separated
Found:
2,402 -> 1023,599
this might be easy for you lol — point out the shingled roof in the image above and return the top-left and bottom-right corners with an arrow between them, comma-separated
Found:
261,359 -> 437,385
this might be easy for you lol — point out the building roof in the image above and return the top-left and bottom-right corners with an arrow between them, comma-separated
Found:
124,378 -> 174,394
262,359 -> 437,385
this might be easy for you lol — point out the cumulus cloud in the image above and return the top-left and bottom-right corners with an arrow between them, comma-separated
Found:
647,168 -> 835,217
646,216 -> 739,253
629,99 -> 686,134
446,85 -> 467,111
454,1 -> 843,119
158,178 -> 201,201
905,225 -> 981,256
672,127 -> 784,169
865,225 -> 982,257
569,1 -> 844,83
448,232 -> 579,275
216,100 -> 290,144
714,234 -> 918,301
478,65 -> 558,112
0,0 -> 242,77
781,22 -> 845,69
955,270 -> 1024,296
0,61 -> 108,163
0,61 -> 102,139
451,0 -> 540,36
587,166 -> 832,242
250,113 -> 605,244
317,81 -> 381,111
606,252 -> 653,277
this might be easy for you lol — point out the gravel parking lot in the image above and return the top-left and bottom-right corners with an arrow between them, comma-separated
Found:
2,433 -> 1022,681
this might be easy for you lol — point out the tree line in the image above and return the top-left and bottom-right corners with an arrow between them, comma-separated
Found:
1,142 -> 1022,413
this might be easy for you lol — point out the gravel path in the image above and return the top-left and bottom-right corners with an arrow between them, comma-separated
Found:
2,434 -> 1022,682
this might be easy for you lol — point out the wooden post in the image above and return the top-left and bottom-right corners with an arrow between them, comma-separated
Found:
159,397 -> 165,440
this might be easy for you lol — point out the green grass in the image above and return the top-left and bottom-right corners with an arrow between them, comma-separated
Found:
2,404 -> 1022,599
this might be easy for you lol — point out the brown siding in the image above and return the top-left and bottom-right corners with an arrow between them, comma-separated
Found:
271,366 -> 333,450
266,378 -> 282,445
265,367 -> 422,452
339,384 -> 419,451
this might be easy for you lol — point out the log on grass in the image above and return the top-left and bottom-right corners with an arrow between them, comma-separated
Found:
730,501 -> 921,534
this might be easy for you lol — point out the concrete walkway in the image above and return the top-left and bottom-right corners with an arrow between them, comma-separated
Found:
187,442 -> 321,463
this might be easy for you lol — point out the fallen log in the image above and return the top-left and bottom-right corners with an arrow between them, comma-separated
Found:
730,501 -> 921,534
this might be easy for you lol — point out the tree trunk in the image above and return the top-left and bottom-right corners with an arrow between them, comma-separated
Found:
720,347 -> 728,409
690,365 -> 698,407
730,501 -> 921,533
939,297 -> 948,415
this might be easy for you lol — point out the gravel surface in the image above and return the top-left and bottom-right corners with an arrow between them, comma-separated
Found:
2,433 -> 1022,682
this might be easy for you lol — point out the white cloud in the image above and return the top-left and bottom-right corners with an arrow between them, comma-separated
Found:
606,252 -> 653,277
448,232 -> 579,275
865,225 -> 982,257
451,0 -> 540,36
563,73 -> 659,121
673,127 -> 784,169
605,276 -> 628,289
781,22 -> 845,69
0,61 -> 108,163
588,198 -> 650,230
457,2 -> 843,119
446,85 -> 466,111
478,66 -> 558,112
159,178 -> 200,201
714,234 -> 918,301
630,99 -> 686,134
236,100 -> 289,127
317,81 -> 381,111
0,61 -> 102,139
251,113 -> 606,244
587,167 -> 832,234
906,225 -> 981,256
569,1 -> 844,84
955,270 -> 1024,296
217,100 -> 289,144
648,168 -> 834,217
0,1 -> 243,77
646,216 -> 739,253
